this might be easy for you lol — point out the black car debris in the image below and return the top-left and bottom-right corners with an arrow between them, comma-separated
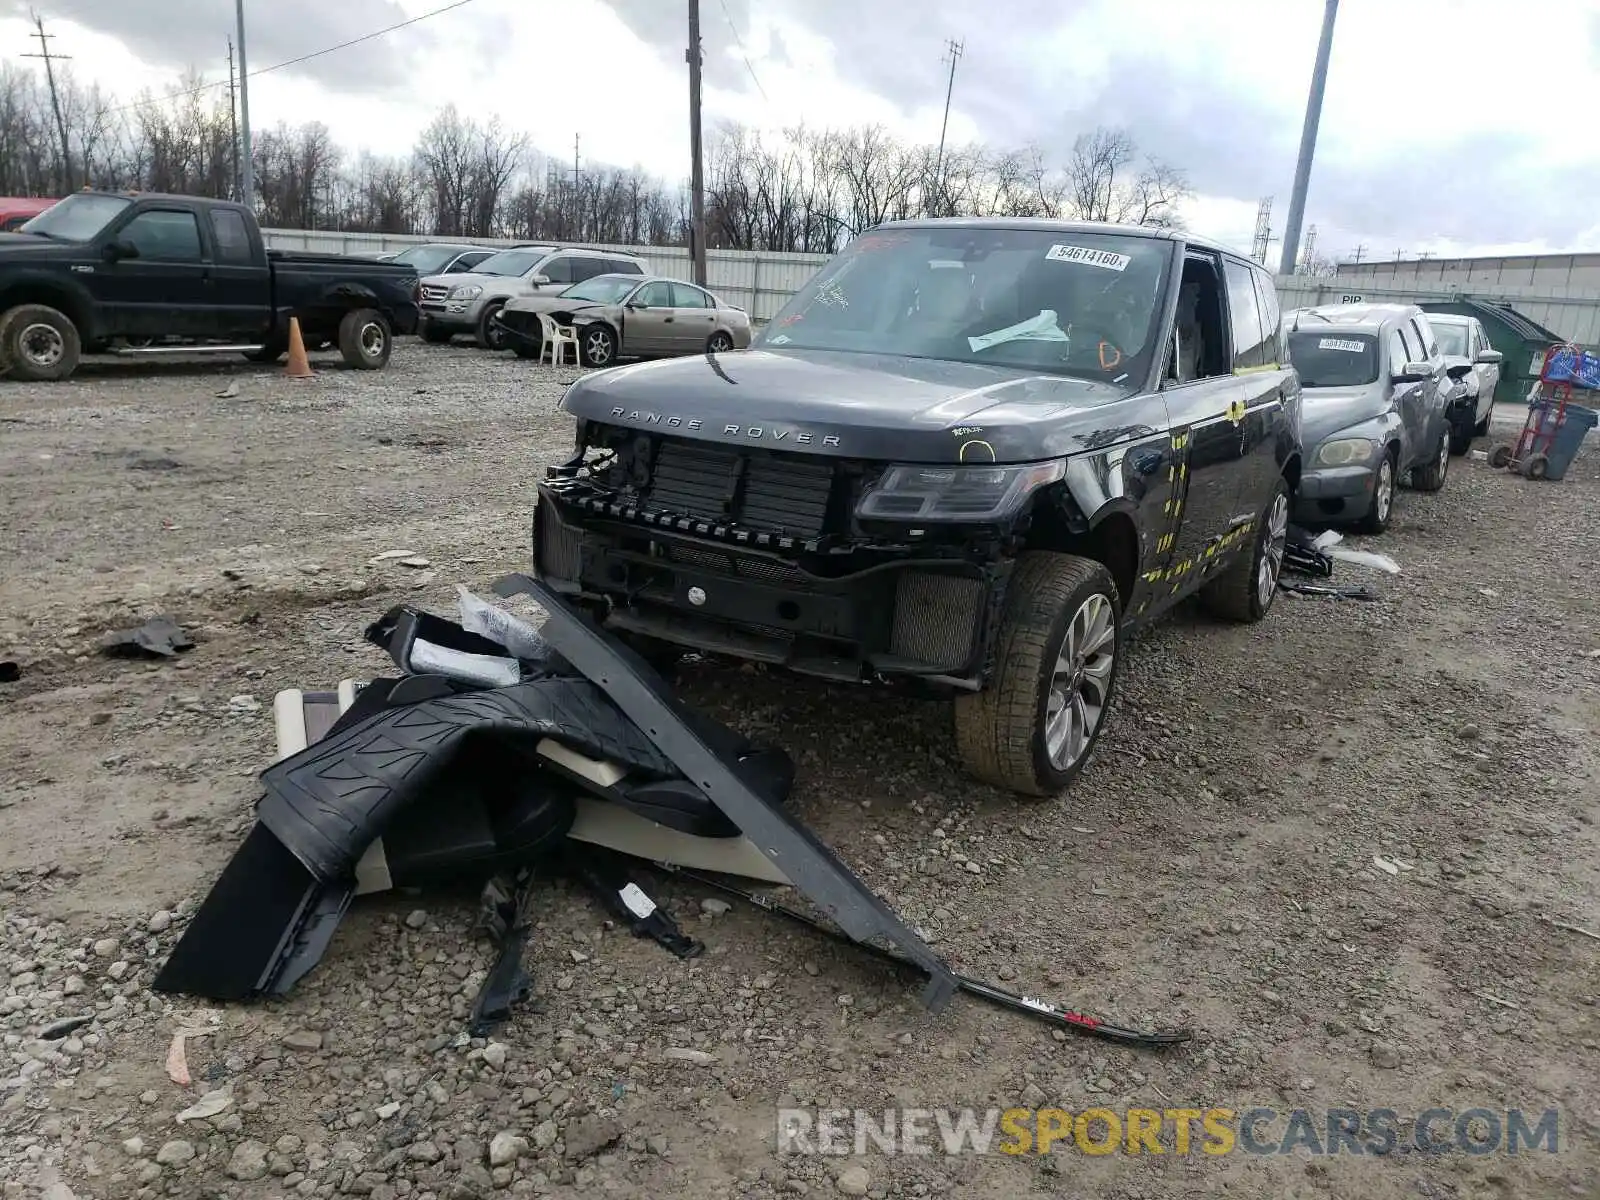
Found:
0,190 -> 420,380
530,218 -> 1303,795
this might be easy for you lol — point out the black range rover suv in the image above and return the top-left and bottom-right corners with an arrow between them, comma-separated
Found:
530,219 -> 1302,796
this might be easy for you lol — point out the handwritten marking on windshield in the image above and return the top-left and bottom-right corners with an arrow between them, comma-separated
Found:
1045,244 -> 1130,271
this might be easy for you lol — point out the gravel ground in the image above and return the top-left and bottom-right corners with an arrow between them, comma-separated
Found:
2,342 -> 1598,1200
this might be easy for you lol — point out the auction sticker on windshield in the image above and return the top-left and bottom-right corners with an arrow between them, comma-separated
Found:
1045,244 -> 1130,271
1318,338 -> 1367,353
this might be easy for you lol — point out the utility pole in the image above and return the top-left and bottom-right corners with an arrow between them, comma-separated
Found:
1351,244 -> 1366,265
573,133 -> 580,186
235,0 -> 254,211
23,12 -> 73,191
931,38 -> 963,216
227,39 -> 240,201
686,0 -> 707,286
1278,0 -> 1338,277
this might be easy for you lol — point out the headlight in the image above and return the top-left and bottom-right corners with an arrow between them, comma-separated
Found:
449,285 -> 483,300
855,460 -> 1066,523
1315,437 -> 1376,467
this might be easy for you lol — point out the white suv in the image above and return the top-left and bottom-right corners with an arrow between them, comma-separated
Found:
417,246 -> 649,349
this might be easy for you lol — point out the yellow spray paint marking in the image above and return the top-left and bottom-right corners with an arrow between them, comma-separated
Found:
1226,399 -> 1246,423
958,439 -> 997,463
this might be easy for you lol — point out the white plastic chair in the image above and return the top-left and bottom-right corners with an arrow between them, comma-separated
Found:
538,313 -> 579,367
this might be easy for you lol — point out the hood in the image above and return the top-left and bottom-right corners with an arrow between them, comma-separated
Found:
1301,385 -> 1391,447
561,348 -> 1156,464
418,270 -> 529,295
502,293 -> 603,316
0,231 -> 71,257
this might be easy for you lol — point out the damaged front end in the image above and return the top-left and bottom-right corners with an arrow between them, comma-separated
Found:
531,419 -> 1071,692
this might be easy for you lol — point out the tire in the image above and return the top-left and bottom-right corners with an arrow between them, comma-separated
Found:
952,552 -> 1120,797
579,324 -> 617,368
707,330 -> 735,354
1474,400 -> 1495,437
477,303 -> 507,351
0,304 -> 81,382
338,308 -> 392,370
1199,477 -> 1289,623
1355,448 -> 1397,534
1412,429 -> 1450,492
419,322 -> 452,345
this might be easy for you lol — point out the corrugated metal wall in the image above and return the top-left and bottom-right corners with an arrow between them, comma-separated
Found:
1275,277 -> 1600,345
261,227 -> 1600,342
261,228 -> 829,322
1335,253 -> 1600,291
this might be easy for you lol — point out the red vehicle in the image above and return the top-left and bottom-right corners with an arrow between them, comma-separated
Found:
0,197 -> 59,231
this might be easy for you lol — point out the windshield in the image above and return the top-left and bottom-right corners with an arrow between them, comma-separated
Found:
1287,330 -> 1380,387
394,245 -> 471,274
1431,321 -> 1469,357
19,193 -> 130,241
561,277 -> 639,304
755,226 -> 1171,387
475,249 -> 545,277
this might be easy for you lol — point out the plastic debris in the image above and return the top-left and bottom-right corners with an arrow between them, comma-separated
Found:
100,615 -> 194,659
175,1088 -> 233,1122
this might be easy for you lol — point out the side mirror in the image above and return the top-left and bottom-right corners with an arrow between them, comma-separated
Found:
530,274 -> 551,286
103,239 -> 138,261
1475,349 -> 1503,364
1393,362 -> 1432,383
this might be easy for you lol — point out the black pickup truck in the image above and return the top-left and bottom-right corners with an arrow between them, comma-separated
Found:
0,191 -> 420,381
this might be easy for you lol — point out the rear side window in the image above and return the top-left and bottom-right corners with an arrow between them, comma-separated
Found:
609,258 -> 645,275
1251,267 -> 1282,365
568,257 -> 611,283
1387,329 -> 1409,373
451,250 -> 492,272
1396,322 -> 1421,364
672,283 -> 709,308
210,210 -> 253,264
1223,258 -> 1268,370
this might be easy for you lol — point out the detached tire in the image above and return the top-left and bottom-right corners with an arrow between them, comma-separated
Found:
1199,477 -> 1289,623
338,308 -> 392,370
953,552 -> 1121,797
0,304 -> 81,382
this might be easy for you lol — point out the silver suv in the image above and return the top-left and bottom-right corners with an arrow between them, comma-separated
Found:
417,246 -> 648,349
1283,303 -> 1456,534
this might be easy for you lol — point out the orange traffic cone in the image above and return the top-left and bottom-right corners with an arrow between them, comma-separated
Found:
284,316 -> 313,379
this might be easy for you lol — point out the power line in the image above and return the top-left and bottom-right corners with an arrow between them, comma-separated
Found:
96,0 -> 481,119
715,0 -> 767,103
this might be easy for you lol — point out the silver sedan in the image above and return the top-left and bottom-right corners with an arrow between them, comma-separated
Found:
493,274 -> 752,367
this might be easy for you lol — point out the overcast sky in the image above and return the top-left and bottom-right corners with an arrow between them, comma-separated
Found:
4,0 -> 1599,263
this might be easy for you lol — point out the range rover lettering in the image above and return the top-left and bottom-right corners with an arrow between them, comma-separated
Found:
530,219 -> 1302,796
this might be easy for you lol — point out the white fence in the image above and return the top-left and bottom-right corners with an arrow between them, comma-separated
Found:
261,227 -> 1600,343
260,227 -> 829,323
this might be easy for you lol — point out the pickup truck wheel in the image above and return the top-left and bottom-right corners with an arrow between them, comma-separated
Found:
338,308 -> 391,370
580,325 -> 617,367
1198,478 -> 1289,623
952,552 -> 1120,798
477,303 -> 507,351
0,304 -> 81,382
